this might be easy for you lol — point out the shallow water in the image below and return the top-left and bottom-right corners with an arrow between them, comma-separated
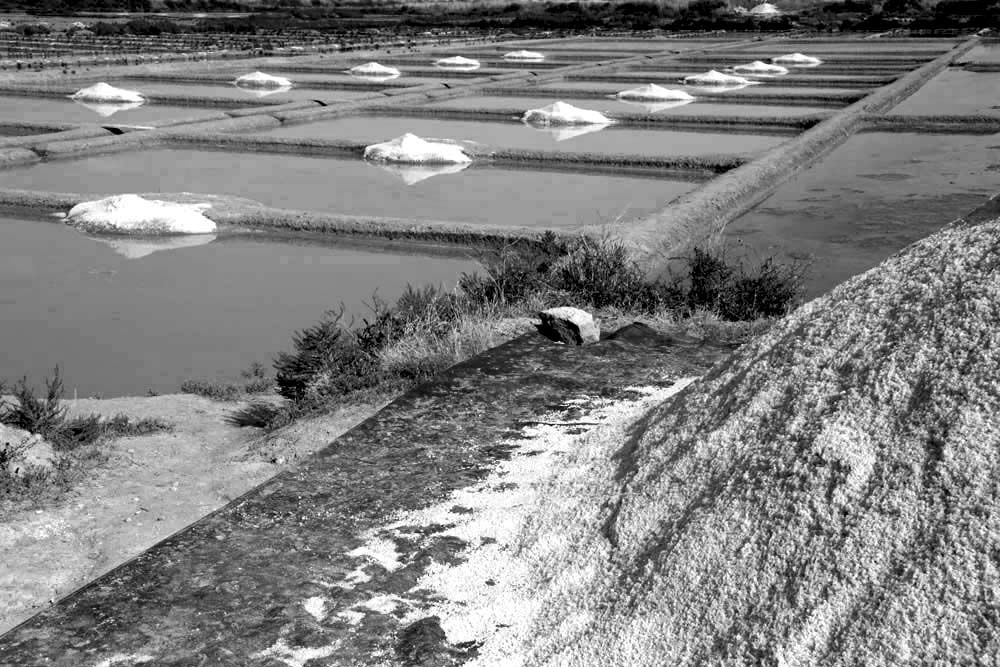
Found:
421,94 -> 834,118
0,95 -> 217,125
260,114 -> 788,156
891,68 -> 1000,116
0,148 -> 700,227
535,80 -> 862,100
723,132 -> 999,298
965,43 -> 1000,64
0,216 -> 477,397
123,80 -> 378,104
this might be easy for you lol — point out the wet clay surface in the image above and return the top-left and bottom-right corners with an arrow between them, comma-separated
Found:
0,327 -> 725,666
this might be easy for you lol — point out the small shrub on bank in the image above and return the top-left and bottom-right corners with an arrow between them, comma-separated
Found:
181,362 -> 275,402
247,236 -> 805,428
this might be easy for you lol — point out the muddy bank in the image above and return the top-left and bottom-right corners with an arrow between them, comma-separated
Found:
0,394 -> 383,636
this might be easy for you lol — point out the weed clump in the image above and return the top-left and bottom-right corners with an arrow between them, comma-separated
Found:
237,235 -> 804,430
181,362 -> 275,402
0,369 -> 173,505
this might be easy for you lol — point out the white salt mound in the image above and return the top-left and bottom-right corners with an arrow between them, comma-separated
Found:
234,71 -> 292,88
772,52 -> 824,66
66,194 -> 216,235
682,70 -> 754,86
348,62 -> 401,77
503,50 -> 544,61
433,56 -> 481,70
732,60 -> 789,75
616,83 -> 695,102
471,214 -> 1000,665
522,101 -> 611,126
70,82 -> 144,104
363,133 -> 471,164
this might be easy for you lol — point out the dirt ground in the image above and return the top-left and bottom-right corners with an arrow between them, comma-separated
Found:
0,393 -> 382,636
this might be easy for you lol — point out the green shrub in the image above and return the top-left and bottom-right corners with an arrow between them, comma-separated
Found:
2,369 -> 68,440
225,402 -> 296,430
274,307 -> 378,404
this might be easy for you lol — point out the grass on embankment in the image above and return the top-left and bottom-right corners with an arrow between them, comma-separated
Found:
0,368 -> 173,506
219,234 -> 807,431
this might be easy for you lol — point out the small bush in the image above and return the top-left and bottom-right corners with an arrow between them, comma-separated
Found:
102,414 -> 173,439
275,307 -> 378,404
181,362 -> 275,401
226,402 -> 296,430
179,379 -> 241,402
2,369 -> 68,440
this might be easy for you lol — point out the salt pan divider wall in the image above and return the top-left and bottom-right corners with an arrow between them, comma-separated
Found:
615,36 -> 980,273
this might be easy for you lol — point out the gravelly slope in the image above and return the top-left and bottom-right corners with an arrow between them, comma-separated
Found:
499,216 -> 1000,666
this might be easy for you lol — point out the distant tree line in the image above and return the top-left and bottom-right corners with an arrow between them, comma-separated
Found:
0,0 -> 995,34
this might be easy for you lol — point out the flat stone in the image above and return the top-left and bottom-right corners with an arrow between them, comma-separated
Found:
538,306 -> 600,345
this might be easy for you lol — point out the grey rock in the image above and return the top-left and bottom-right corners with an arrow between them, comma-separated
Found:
538,307 -> 600,345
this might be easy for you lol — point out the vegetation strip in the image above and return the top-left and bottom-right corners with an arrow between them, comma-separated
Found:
475,85 -> 856,106
863,114 -> 1000,133
156,132 -> 738,175
363,104 -> 822,129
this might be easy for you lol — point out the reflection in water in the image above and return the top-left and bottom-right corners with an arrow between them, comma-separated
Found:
89,233 -> 217,259
617,98 -> 694,114
683,83 -> 752,95
73,100 -> 145,117
372,161 -> 471,185
522,121 -> 610,142
348,72 -> 401,83
235,84 -> 293,98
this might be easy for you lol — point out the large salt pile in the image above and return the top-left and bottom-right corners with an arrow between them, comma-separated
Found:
348,62 -> 401,81
440,215 -> 1000,665
522,101 -> 612,126
433,56 -> 481,70
682,69 -> 755,86
66,194 -> 216,235
731,60 -> 790,76
773,52 -> 824,67
363,133 -> 471,164
233,71 -> 292,88
616,83 -> 695,102
70,82 -> 144,104
504,49 -> 545,61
